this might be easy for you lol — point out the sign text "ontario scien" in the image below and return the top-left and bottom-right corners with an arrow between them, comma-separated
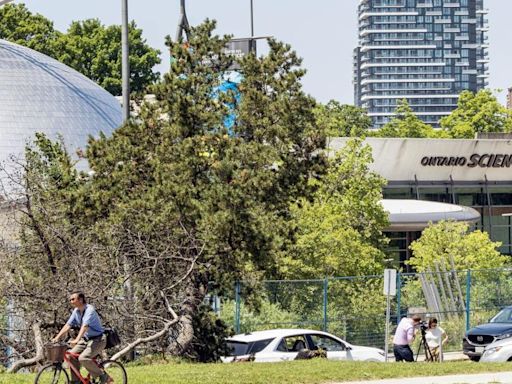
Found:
421,154 -> 512,168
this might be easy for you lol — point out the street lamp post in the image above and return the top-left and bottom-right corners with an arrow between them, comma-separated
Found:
250,0 -> 254,37
121,0 -> 130,122
249,0 -> 256,53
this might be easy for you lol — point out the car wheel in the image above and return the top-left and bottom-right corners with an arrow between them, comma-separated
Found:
469,356 -> 480,362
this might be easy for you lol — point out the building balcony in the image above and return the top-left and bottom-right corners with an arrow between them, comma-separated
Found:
361,44 -> 437,52
359,11 -> 418,21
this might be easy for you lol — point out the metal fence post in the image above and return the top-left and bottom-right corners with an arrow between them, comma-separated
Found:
466,269 -> 471,331
323,278 -> 328,332
396,272 -> 401,324
235,280 -> 241,334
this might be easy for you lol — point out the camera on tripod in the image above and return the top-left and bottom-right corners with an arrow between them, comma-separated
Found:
415,320 -> 434,361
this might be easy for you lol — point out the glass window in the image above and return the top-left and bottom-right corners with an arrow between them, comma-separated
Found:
491,308 -> 512,323
308,334 -> 346,352
491,191 -> 512,206
454,187 -> 487,206
248,339 -> 273,354
383,187 -> 415,199
279,335 -> 308,352
226,341 -> 250,356
419,187 -> 452,203
227,338 -> 274,355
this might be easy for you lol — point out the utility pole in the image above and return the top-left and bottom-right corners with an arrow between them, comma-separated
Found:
176,0 -> 191,41
249,0 -> 256,53
250,0 -> 254,37
121,0 -> 130,122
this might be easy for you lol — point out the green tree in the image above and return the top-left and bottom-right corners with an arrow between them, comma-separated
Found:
55,19 -> 161,95
375,99 -> 438,138
0,3 -> 61,56
408,220 -> 507,272
314,100 -> 371,137
0,20 -> 327,366
85,20 -> 326,355
0,4 -> 160,95
440,90 -> 512,138
275,139 -> 389,343
279,138 -> 388,279
220,298 -> 300,333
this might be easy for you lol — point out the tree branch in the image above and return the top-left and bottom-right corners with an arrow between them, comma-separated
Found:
7,322 -> 44,373
109,292 -> 179,361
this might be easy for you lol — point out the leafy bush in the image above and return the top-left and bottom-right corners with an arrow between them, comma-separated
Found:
221,298 -> 301,333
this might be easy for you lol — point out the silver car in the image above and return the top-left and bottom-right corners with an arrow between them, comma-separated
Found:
480,337 -> 512,362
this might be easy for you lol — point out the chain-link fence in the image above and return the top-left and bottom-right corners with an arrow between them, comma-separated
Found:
227,268 -> 512,352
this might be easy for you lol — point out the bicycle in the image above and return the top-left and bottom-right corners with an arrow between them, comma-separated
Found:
35,342 -> 127,384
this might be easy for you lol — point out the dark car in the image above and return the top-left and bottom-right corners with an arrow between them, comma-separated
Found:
463,306 -> 512,361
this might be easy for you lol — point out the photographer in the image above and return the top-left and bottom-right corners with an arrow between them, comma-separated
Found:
392,314 -> 422,362
425,318 -> 448,362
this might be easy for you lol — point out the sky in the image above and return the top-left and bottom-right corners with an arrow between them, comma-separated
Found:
13,0 -> 512,104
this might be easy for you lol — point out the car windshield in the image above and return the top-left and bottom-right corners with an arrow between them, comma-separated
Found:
490,308 -> 512,323
226,338 -> 273,356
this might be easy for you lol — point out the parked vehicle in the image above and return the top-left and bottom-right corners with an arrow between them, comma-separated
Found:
463,306 -> 512,361
480,337 -> 512,362
221,329 -> 385,363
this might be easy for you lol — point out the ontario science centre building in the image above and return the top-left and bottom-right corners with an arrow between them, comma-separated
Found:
330,137 -> 512,270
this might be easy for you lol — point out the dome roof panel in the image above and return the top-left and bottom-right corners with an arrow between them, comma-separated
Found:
0,39 -> 122,165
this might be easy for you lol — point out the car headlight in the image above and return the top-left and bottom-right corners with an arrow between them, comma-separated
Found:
496,334 -> 512,341
485,346 -> 502,355
378,351 -> 385,357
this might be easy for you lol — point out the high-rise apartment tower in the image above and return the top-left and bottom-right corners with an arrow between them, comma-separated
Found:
354,0 -> 489,128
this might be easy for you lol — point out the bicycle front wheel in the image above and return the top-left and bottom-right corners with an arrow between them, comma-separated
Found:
100,360 -> 127,384
34,363 -> 70,384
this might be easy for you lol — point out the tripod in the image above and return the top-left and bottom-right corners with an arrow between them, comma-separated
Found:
415,327 -> 434,362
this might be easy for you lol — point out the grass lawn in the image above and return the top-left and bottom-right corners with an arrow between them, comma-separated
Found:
1,360 -> 512,384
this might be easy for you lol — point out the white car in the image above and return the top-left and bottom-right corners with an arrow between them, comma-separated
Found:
480,337 -> 512,362
221,328 -> 385,363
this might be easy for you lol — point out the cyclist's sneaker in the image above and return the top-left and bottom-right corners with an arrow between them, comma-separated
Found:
99,373 -> 114,383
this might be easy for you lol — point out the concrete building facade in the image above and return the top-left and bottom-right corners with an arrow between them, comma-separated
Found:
330,137 -> 512,268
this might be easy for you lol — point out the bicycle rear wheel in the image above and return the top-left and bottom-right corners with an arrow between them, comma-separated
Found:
34,363 -> 70,384
100,360 -> 127,384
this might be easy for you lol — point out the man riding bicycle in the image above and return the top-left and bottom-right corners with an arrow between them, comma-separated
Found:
52,291 -> 113,384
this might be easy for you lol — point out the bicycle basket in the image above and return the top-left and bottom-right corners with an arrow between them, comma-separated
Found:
44,344 -> 68,363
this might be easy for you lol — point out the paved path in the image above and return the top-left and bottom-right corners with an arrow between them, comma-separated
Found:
337,371 -> 512,384
334,353 -> 510,384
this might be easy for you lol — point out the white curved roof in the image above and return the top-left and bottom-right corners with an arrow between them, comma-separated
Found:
381,199 -> 481,231
0,39 -> 122,165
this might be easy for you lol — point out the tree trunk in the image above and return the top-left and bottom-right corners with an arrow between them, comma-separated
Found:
168,280 -> 206,355
8,322 -> 44,373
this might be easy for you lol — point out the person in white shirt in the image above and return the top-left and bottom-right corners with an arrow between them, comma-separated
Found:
425,318 -> 448,362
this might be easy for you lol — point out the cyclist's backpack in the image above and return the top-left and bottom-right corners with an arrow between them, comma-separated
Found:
104,327 -> 121,349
